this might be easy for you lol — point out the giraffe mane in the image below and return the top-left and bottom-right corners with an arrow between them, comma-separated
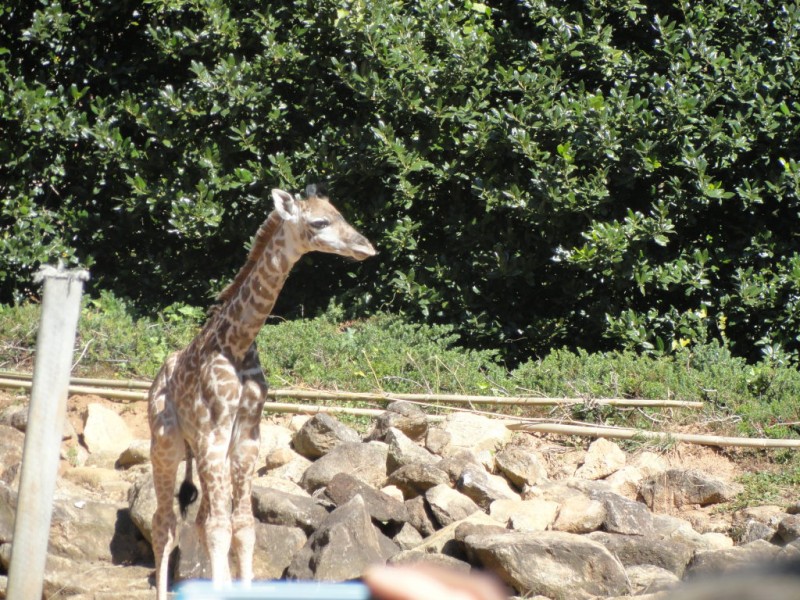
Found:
214,210 -> 282,308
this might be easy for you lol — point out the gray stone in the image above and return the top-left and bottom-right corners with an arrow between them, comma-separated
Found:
388,550 -> 472,572
495,445 -> 549,489
324,472 -> 408,525
0,482 -> 16,543
777,514 -> 800,544
437,450 -> 483,484
626,564 -> 680,595
386,462 -> 450,499
489,498 -> 559,532
116,439 -> 151,468
252,485 -> 330,534
286,495 -> 384,581
640,469 -> 739,511
575,438 -> 626,480
367,401 -> 429,442
386,427 -> 438,472
688,539 -> 782,577
414,512 -> 502,560
587,531 -> 695,577
404,496 -> 437,537
591,490 -> 653,535
264,449 -> 312,484
465,531 -> 630,599
82,403 -> 133,457
425,484 -> 482,528
0,424 -> 25,485
736,519 -> 777,544
292,413 -> 361,459
457,465 -> 520,510
552,493 -> 606,534
441,413 -> 512,453
393,522 -> 425,550
301,441 -> 388,492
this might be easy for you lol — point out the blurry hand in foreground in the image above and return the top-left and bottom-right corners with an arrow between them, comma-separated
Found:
363,565 -> 507,600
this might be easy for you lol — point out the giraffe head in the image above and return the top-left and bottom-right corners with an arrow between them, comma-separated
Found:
272,187 -> 377,260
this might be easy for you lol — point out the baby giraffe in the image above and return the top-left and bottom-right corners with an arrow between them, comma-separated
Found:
147,186 -> 376,599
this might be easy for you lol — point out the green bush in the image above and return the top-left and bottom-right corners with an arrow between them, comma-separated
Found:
2,0 -> 800,362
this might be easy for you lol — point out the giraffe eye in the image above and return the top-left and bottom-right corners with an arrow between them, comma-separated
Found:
309,218 -> 330,230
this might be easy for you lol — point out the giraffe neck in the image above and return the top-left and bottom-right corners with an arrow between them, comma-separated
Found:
211,211 -> 302,360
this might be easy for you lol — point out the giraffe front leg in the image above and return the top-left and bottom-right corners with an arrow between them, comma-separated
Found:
197,445 -> 233,586
231,430 -> 260,583
150,435 -> 182,600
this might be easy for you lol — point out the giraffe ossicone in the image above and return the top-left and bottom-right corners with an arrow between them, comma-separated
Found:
147,187 -> 376,599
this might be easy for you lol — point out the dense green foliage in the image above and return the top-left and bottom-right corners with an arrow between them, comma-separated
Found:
2,0 -> 800,361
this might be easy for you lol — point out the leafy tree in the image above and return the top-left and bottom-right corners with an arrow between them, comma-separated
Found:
1,0 -> 799,363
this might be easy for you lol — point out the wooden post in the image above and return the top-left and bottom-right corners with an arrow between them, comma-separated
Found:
6,266 -> 88,600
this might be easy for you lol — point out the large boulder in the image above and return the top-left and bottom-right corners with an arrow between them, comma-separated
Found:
575,438 -> 626,480
439,413 -> 512,454
366,401 -> 428,442
286,495 -> 384,581
325,473 -> 408,526
301,442 -> 389,492
292,413 -> 360,459
640,469 -> 739,511
495,445 -> 549,489
386,463 -> 450,499
385,427 -> 439,472
465,530 -> 631,599
82,403 -> 133,458
457,465 -> 519,510
251,486 -> 330,534
425,484 -> 482,528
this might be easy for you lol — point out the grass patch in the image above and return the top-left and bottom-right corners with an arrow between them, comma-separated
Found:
1,293 -> 799,442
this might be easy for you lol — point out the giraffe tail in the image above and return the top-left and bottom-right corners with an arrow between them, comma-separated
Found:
177,443 -> 199,519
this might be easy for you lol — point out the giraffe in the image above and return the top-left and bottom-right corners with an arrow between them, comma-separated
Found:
147,186 -> 376,599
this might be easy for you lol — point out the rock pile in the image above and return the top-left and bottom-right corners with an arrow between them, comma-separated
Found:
1,400 -> 800,599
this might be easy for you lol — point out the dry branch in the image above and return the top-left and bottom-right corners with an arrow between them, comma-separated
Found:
0,371 -> 704,409
508,421 -> 800,449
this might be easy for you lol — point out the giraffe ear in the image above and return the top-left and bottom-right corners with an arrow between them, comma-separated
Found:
272,188 -> 299,221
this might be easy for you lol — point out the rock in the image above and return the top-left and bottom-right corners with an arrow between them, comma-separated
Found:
404,496 -> 438,537
495,445 -> 549,489
701,532 -> 734,549
265,447 -> 296,469
301,441 -> 388,492
258,422 -> 294,464
632,451 -> 668,476
688,539 -> 782,577
117,439 -> 150,468
605,465 -> 644,500
49,497 -> 151,565
465,531 -> 630,599
0,425 -> 25,484
640,469 -> 739,511
440,413 -> 512,454
292,413 -> 360,459
425,484 -> 482,527
413,512 -> 502,560
437,450 -> 483,484
425,428 -> 451,455
388,550 -> 472,572
252,474 -> 310,497
3,406 -> 75,439
591,490 -> 653,535
489,499 -> 559,532
552,493 -> 606,533
128,467 -> 200,544
457,465 -> 520,510
325,473 -> 408,525
386,427 -> 438,472
286,495 -> 384,581
393,522 -> 425,550
575,438 -> 626,480
264,449 -> 312,483
736,519 -> 777,544
587,531 -> 695,577
254,523 -> 308,579
82,403 -> 133,457
626,564 -> 680,595
251,486 -> 330,534
0,483 -> 17,543
366,401 -> 428,442
386,463 -> 450,499
60,466 -> 130,501
380,485 -> 405,502
777,514 -> 800,544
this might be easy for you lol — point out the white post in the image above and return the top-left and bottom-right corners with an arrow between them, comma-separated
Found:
6,266 -> 89,600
